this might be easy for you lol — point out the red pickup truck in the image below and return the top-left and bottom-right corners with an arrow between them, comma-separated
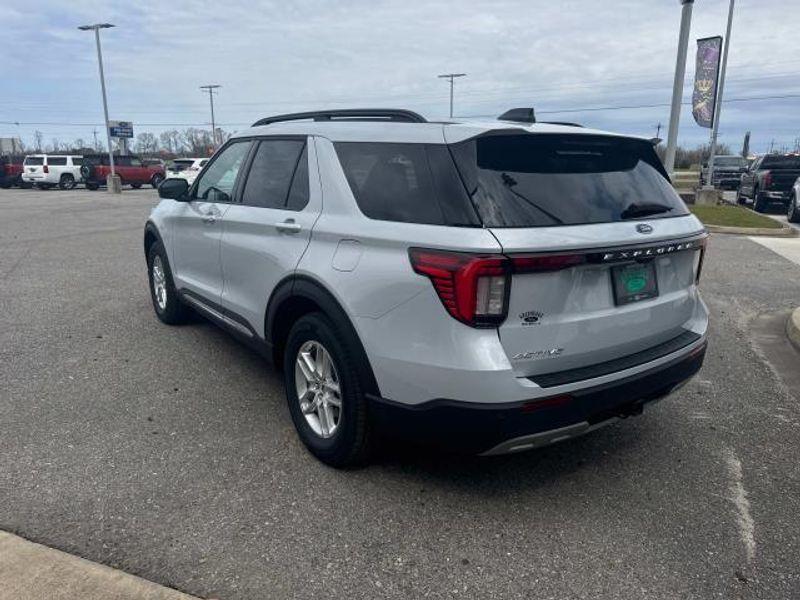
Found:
80,154 -> 166,190
0,155 -> 30,189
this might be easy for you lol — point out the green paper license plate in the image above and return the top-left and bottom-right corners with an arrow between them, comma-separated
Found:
611,262 -> 659,305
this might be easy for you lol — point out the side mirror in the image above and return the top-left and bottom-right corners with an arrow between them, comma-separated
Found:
158,177 -> 189,201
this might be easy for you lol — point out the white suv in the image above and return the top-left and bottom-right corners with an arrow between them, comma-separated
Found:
166,158 -> 209,184
145,108 -> 709,466
21,154 -> 83,189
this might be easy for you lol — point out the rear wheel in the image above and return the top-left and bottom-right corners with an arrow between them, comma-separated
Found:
59,174 -> 76,190
150,173 -> 164,189
131,183 -> 142,189
735,187 -> 747,205
86,181 -> 99,191
284,312 -> 372,467
753,188 -> 768,213
147,241 -> 190,325
788,194 -> 800,223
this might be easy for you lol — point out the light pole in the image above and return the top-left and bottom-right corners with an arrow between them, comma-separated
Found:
664,0 -> 694,176
706,0 -> 735,189
78,23 -> 119,193
438,73 -> 466,118
200,84 -> 221,150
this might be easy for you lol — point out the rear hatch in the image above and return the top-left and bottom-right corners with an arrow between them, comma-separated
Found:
23,155 -> 46,178
449,132 -> 705,379
167,159 -> 195,178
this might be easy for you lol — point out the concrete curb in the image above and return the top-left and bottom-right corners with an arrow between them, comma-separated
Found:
704,223 -> 798,237
786,308 -> 800,353
0,531 -> 200,600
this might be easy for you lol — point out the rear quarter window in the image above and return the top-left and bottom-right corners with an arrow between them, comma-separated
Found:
47,157 -> 67,166
450,133 -> 689,227
334,142 -> 479,226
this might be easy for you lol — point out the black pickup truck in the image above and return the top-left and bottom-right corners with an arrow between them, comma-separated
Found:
737,154 -> 800,212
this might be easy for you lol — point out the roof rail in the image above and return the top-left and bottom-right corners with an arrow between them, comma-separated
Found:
252,109 -> 427,127
540,121 -> 583,128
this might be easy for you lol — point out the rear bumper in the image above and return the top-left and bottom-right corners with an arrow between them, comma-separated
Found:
368,340 -> 706,455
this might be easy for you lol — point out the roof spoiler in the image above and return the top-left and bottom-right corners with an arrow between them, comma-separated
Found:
498,108 -> 536,124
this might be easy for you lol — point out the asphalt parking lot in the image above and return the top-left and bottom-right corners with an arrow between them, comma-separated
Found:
1,187 -> 799,599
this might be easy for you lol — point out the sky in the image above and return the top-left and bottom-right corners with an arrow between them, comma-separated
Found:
1,0 -> 799,155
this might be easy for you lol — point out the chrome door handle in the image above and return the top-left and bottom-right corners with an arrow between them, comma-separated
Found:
275,219 -> 302,234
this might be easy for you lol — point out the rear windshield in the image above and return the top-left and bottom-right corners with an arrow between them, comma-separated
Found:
24,157 -> 44,166
715,156 -> 745,167
83,156 -> 104,165
450,134 -> 688,228
760,155 -> 800,169
48,157 -> 67,166
171,160 -> 194,170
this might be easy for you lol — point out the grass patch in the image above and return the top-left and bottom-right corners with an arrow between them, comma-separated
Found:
690,204 -> 783,229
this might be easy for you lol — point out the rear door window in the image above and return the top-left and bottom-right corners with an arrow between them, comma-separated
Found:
334,142 -> 479,226
241,139 -> 305,209
450,134 -> 689,227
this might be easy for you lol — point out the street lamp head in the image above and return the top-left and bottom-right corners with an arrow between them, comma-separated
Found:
78,23 -> 115,31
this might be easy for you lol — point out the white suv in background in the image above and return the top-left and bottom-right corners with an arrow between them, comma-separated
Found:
145,108 -> 708,467
21,154 -> 83,190
166,158 -> 209,185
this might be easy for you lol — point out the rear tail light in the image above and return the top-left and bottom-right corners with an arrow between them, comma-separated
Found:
43,165 -> 49,173
409,248 -> 584,328
409,249 -> 509,327
693,238 -> 708,284
763,170 -> 772,189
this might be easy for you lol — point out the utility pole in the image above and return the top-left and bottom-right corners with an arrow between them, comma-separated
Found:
706,0 -> 736,188
200,84 -> 221,149
664,0 -> 694,176
92,128 -> 99,151
437,73 -> 467,118
78,22 -> 119,193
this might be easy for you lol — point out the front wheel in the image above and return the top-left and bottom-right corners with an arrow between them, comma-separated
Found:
788,194 -> 800,223
284,313 -> 372,467
147,241 -> 190,325
150,173 -> 164,189
753,189 -> 768,213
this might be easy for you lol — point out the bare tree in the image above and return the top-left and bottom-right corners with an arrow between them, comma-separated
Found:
135,132 -> 159,156
50,138 -> 61,153
33,131 -> 43,152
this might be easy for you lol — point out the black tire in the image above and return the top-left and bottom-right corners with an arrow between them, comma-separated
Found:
735,187 -> 746,205
788,193 -> 800,223
147,241 -> 190,325
753,188 -> 768,213
150,173 -> 164,189
59,174 -> 76,190
0,178 -> 11,189
19,179 -> 33,189
131,183 -> 142,189
86,181 -> 99,191
283,312 -> 372,467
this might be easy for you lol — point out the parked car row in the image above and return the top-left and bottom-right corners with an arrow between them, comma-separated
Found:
0,153 -> 208,191
736,153 -> 800,216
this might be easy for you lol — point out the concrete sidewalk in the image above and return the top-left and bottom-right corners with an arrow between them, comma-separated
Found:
0,531 -> 200,600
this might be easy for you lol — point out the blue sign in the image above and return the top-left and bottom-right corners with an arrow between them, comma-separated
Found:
108,120 -> 134,138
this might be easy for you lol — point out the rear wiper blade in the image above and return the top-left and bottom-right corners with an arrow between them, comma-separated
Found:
620,203 -> 674,219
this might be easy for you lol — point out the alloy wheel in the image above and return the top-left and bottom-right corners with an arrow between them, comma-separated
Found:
295,340 -> 342,438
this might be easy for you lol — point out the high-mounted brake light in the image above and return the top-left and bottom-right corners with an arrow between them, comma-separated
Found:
409,248 -> 585,328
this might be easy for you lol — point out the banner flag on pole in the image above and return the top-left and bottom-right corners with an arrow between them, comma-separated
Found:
692,36 -> 723,128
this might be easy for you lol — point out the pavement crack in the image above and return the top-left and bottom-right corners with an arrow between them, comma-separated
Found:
723,447 -> 756,567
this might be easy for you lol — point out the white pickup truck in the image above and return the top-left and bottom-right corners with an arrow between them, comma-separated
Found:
21,155 -> 83,190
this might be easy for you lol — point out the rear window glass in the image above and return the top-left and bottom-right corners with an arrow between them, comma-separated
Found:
24,157 -> 44,165
47,157 -> 67,166
715,156 -> 745,167
760,155 -> 800,169
450,134 -> 688,227
171,160 -> 194,170
334,142 -> 479,226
